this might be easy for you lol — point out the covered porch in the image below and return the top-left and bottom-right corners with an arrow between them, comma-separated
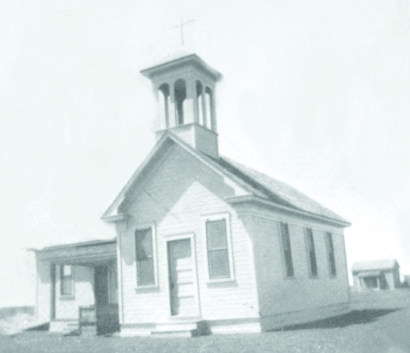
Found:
34,239 -> 119,335
358,270 -> 387,291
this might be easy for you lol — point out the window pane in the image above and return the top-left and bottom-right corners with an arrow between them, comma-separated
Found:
284,250 -> 294,277
138,258 -> 155,285
208,249 -> 230,278
135,228 -> 153,260
281,223 -> 290,251
326,233 -> 336,276
306,229 -> 318,277
135,228 -> 155,286
61,278 -> 72,296
206,220 -> 227,250
60,265 -> 73,296
63,265 -> 72,276
280,223 -> 294,277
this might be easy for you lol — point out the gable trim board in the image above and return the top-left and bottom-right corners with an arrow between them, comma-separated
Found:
102,132 -> 257,222
102,133 -> 349,229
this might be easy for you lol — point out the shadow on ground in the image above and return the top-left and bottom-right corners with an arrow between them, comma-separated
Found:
279,309 -> 400,331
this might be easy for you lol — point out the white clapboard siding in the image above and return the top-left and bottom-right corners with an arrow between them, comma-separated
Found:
54,265 -> 95,320
249,208 -> 349,320
119,145 -> 259,324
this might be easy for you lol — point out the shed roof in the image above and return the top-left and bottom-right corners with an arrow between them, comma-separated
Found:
352,259 -> 399,272
35,238 -> 116,253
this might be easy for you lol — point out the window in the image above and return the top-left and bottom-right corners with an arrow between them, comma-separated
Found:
206,218 -> 231,279
135,228 -> 155,286
305,228 -> 318,277
280,223 -> 294,277
326,232 -> 337,277
60,265 -> 73,296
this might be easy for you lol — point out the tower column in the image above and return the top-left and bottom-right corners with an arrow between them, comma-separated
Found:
210,86 -> 217,132
201,89 -> 208,128
169,82 -> 176,128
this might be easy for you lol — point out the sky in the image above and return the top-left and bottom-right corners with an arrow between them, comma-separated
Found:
0,0 -> 409,306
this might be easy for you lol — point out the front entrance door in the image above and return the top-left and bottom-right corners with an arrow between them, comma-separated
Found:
94,265 -> 119,335
168,238 -> 196,316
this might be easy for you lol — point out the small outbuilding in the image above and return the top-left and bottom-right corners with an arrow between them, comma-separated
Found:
352,259 -> 400,291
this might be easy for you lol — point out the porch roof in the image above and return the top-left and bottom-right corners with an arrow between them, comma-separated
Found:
357,270 -> 382,278
33,238 -> 117,265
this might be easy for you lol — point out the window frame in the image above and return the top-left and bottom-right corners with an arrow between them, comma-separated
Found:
304,228 -> 319,278
325,232 -> 337,278
202,213 -> 235,283
279,222 -> 294,278
59,264 -> 74,298
134,224 -> 158,289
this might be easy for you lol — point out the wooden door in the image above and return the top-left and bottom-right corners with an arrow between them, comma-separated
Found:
168,239 -> 196,316
94,266 -> 119,335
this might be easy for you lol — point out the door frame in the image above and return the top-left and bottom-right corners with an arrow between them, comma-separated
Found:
50,264 -> 56,320
93,264 -> 120,335
164,233 -> 201,318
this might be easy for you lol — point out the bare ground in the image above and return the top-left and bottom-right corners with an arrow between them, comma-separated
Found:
1,290 -> 409,353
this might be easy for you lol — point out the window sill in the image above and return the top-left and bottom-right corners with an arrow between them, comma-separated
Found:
134,285 -> 159,292
206,278 -> 236,286
59,295 -> 75,301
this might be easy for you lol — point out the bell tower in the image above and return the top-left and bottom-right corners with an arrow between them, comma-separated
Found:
140,52 -> 222,158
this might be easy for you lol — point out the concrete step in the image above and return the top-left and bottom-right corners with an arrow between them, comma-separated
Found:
49,320 -> 79,335
151,320 -> 209,337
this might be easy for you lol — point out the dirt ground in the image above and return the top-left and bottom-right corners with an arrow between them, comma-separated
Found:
1,290 -> 409,353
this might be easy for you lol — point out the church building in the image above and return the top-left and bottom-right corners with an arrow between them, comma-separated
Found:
34,52 -> 351,336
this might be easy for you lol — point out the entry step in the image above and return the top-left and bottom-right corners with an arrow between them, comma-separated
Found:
151,320 -> 209,337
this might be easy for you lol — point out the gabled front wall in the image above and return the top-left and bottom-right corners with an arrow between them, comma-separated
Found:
117,145 -> 259,329
240,205 -> 350,330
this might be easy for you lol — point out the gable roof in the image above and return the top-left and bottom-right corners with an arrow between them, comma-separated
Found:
352,259 -> 399,272
102,132 -> 349,226
209,156 -> 348,224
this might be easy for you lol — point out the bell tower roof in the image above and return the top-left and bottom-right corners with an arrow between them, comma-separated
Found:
140,52 -> 222,82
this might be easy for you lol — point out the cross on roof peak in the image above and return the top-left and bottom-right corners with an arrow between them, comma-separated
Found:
172,14 -> 195,46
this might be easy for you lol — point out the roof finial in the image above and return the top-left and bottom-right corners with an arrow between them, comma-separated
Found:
173,13 -> 195,46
